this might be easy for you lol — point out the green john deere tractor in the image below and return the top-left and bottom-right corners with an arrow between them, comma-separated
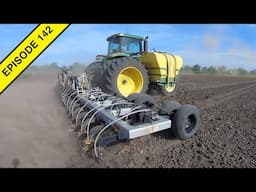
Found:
85,33 -> 183,98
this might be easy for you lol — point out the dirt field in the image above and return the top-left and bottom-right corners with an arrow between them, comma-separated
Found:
1,70 -> 256,168
0,70 -> 87,168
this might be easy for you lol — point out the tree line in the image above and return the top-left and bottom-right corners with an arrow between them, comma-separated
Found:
183,64 -> 256,76
27,62 -> 256,77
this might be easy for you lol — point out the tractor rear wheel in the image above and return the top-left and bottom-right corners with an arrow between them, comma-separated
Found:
105,57 -> 149,98
85,61 -> 106,89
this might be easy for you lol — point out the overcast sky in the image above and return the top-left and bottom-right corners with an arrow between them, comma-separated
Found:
0,24 -> 256,70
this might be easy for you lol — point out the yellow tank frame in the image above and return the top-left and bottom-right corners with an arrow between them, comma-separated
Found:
140,52 -> 183,86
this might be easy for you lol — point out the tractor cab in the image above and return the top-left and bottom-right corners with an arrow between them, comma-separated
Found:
107,33 -> 146,56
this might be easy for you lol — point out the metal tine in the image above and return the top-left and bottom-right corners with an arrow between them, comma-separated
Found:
75,100 -> 92,127
63,91 -> 72,106
70,89 -> 100,118
59,84 -> 66,94
86,124 -> 104,140
79,94 -> 111,134
63,88 -> 74,106
61,86 -> 70,97
94,109 -> 152,158
86,102 -> 135,142
68,94 -> 82,115
75,93 -> 107,127
62,87 -> 72,104
71,97 -> 83,118
66,91 -> 78,110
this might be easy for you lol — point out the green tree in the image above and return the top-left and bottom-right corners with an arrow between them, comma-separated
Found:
250,69 -> 256,75
217,65 -> 227,74
237,68 -> 248,76
49,62 -> 59,69
201,66 -> 208,73
192,64 -> 201,73
207,66 -> 216,74
69,62 -> 85,75
183,65 -> 193,72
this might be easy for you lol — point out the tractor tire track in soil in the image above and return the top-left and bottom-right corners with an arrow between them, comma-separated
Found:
198,83 -> 256,109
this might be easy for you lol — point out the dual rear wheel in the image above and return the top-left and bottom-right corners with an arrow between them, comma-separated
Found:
85,57 -> 177,97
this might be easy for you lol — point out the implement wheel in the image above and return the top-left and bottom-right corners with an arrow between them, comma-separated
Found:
172,104 -> 200,139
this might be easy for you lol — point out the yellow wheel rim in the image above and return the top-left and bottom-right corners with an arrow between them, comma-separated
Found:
117,67 -> 144,97
164,84 -> 176,93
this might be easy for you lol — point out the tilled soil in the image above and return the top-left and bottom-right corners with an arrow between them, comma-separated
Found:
91,74 -> 256,168
0,71 -> 87,168
1,71 -> 256,168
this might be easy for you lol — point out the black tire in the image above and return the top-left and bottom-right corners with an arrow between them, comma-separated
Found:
160,84 -> 176,96
172,104 -> 200,140
85,61 -> 106,89
105,57 -> 149,98
127,93 -> 140,101
159,100 -> 181,115
127,93 -> 155,107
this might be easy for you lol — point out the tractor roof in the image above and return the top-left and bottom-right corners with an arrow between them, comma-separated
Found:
107,33 -> 144,41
